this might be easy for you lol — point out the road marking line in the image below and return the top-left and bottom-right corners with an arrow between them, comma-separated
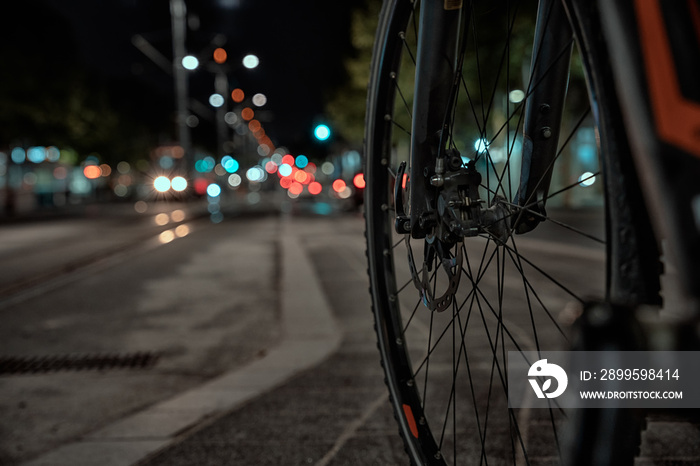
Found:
315,393 -> 388,466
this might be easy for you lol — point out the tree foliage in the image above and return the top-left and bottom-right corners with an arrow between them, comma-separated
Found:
0,1 -> 169,165
325,1 -> 382,146
325,1 -> 588,151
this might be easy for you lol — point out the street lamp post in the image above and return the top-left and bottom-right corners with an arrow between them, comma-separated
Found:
137,4 -> 261,178
214,71 -> 229,159
170,0 -> 193,178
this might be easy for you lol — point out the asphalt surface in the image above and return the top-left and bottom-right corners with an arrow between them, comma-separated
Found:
2,200 -> 698,465
140,216 -> 407,465
1,199 -> 291,465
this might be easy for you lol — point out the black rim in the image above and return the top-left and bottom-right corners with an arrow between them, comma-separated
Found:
365,0 -> 608,464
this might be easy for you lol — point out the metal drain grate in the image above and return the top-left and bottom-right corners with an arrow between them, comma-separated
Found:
0,352 -> 160,375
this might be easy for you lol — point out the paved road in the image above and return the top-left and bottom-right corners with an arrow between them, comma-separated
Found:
138,210 -> 698,466
140,214 -> 408,465
0,200 -> 285,464
2,202 -> 696,465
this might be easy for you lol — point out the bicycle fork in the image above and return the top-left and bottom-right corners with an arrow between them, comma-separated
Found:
401,0 -> 574,240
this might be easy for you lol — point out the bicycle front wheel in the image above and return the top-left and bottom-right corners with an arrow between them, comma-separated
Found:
364,0 -> 653,464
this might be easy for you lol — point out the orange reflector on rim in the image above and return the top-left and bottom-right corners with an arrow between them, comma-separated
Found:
402,403 -> 419,438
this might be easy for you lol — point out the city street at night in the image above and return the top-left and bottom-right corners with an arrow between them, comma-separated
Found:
3,1 -> 700,464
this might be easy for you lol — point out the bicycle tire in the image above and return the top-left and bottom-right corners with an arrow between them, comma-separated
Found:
364,0 -> 658,464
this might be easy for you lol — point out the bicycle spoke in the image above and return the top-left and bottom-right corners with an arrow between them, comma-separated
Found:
392,78 -> 413,120
501,240 -> 584,303
503,245 -> 570,341
396,274 -> 416,296
516,106 -> 591,211
411,245 -> 500,378
390,119 -> 411,136
500,198 -> 605,244
543,171 -> 599,203
401,297 -> 423,337
400,34 -> 416,67
423,294 -> 435,410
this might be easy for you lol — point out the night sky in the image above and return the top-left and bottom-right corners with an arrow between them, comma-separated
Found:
3,0 -> 364,157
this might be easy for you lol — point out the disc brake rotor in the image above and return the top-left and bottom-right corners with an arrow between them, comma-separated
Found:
406,236 -> 463,312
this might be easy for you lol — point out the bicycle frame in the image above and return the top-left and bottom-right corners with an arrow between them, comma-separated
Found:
564,0 -> 700,308
592,0 -> 700,305
408,0 -> 462,238
515,0 -> 573,234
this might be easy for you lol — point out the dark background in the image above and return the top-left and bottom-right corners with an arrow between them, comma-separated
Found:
0,0 -> 367,163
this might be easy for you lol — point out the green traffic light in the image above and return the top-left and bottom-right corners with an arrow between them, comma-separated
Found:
314,124 -> 331,141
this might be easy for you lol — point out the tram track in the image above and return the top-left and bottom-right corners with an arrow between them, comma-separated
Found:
0,204 -> 211,307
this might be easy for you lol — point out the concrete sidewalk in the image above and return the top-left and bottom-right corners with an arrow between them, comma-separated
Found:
20,220 -> 342,466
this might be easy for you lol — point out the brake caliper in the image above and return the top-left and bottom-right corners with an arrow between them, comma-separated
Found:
432,151 -> 512,243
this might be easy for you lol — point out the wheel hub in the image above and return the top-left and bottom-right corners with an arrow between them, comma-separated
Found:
397,155 -> 513,312
395,156 -> 513,244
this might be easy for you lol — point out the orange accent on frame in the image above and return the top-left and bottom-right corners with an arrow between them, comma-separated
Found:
689,0 -> 700,48
635,0 -> 700,158
402,403 -> 419,438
